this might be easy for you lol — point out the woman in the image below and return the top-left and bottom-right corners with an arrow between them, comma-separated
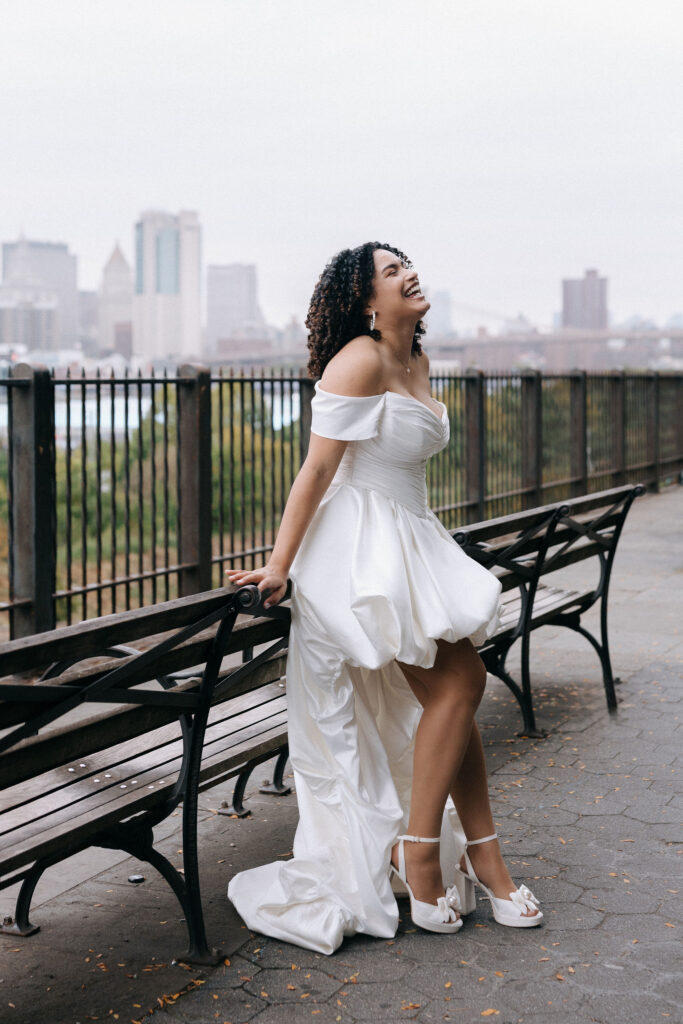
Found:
227,242 -> 541,954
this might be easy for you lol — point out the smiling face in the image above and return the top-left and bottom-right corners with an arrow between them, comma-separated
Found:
368,248 -> 430,326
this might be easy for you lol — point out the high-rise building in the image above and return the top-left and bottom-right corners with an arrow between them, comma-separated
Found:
2,236 -> 78,348
78,290 -> 99,351
0,288 -> 57,351
132,210 -> 201,360
99,244 -> 133,354
206,263 -> 264,352
562,269 -> 608,330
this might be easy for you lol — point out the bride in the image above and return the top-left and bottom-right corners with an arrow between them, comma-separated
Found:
226,242 -> 541,953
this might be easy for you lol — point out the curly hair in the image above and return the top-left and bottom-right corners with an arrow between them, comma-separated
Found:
305,242 -> 426,378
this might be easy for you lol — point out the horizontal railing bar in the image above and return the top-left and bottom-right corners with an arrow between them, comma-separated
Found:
54,563 -> 198,598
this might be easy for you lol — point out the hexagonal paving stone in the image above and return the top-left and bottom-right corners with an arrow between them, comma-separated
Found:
578,887 -> 660,915
163,987 -> 267,1021
581,989 -> 678,1021
621,800 -> 682,824
539,905 -> 604,930
326,948 -> 416,983
337,979 -> 433,1020
254,1004 -> 355,1024
243,966 -> 341,1002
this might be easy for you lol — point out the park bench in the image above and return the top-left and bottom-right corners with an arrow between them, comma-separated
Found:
0,584 -> 291,964
0,483 -> 643,960
452,483 -> 644,736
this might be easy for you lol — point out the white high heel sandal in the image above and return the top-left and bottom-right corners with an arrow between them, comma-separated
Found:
454,832 -> 543,928
390,834 -> 463,934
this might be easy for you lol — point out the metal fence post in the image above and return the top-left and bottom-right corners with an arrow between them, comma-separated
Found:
9,364 -> 56,638
298,377 -> 315,464
465,369 -> 485,522
520,370 -> 542,509
645,372 -> 659,492
569,370 -> 588,496
177,364 -> 212,596
609,371 -> 626,486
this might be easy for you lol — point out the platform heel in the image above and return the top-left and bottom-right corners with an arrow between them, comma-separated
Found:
451,867 -> 477,915
453,832 -> 543,928
390,834 -> 463,934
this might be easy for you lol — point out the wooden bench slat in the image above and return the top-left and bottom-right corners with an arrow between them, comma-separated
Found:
0,684 -> 286,819
454,485 -> 635,544
0,653 -> 288,789
1,711 -> 288,875
0,599 -> 290,683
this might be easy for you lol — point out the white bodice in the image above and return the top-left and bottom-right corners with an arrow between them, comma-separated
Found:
311,383 -> 450,517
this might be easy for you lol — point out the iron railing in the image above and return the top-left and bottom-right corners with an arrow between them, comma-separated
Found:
1,365 -> 681,639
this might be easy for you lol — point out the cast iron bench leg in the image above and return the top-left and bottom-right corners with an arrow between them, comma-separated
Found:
259,747 -> 291,796
97,824 -> 220,966
0,858 -> 55,936
219,763 -> 256,817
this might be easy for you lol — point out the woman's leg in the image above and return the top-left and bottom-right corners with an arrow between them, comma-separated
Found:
397,638 -> 539,916
450,722 -> 539,914
394,637 -> 486,904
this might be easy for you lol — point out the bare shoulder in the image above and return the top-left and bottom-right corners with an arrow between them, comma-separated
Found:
319,336 -> 384,397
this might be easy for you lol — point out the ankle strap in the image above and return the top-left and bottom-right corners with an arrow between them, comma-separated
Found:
466,832 -> 498,847
396,833 -> 440,878
397,833 -> 441,844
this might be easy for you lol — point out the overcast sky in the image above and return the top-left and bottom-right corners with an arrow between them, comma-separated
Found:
2,0 -> 681,330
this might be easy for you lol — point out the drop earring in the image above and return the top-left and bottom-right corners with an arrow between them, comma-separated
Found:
369,311 -> 376,332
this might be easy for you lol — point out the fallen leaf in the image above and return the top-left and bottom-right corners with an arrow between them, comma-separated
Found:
481,1011 -> 500,1018
556,973 -> 565,981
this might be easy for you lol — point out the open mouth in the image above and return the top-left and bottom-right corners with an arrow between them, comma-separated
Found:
404,284 -> 423,299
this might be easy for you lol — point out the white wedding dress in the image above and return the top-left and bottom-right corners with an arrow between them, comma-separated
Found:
227,383 -> 502,954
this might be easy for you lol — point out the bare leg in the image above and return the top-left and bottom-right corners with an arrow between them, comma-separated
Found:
392,638 -> 486,905
396,639 -> 539,917
450,723 -> 539,915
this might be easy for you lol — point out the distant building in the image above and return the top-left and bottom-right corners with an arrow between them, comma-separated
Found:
206,263 -> 264,352
427,289 -> 452,336
99,244 -> 133,354
502,313 -> 537,336
78,290 -> 99,351
561,269 -> 608,329
132,210 -> 201,360
2,236 -> 78,347
280,315 -> 308,353
0,286 -> 57,351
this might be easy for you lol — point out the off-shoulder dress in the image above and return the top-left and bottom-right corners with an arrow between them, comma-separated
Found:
228,383 -> 502,953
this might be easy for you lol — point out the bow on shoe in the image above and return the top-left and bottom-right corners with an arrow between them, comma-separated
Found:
509,885 -> 540,913
436,885 -> 462,923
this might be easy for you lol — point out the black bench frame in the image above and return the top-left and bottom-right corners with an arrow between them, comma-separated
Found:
0,585 -> 290,964
454,484 -> 644,735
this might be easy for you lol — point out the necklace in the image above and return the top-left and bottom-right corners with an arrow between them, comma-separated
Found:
389,346 -> 412,375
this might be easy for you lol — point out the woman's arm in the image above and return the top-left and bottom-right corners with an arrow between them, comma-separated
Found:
226,342 -> 383,606
226,433 -> 347,605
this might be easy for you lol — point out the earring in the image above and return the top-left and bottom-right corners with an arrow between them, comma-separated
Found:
369,311 -> 376,332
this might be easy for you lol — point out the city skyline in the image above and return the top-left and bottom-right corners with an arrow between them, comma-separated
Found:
2,1 -> 681,332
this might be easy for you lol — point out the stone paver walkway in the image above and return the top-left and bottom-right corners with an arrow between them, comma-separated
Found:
2,486 -> 681,1024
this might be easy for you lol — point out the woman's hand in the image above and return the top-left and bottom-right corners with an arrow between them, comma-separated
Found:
225,564 -> 288,608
